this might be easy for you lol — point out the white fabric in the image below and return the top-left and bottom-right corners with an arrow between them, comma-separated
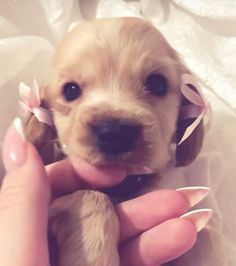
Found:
0,1 -> 236,264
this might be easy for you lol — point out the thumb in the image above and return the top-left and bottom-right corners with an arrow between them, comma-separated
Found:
0,117 -> 50,266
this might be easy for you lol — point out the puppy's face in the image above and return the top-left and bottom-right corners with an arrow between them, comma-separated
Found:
44,18 -> 184,171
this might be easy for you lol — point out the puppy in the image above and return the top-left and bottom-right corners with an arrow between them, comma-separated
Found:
25,17 -> 224,266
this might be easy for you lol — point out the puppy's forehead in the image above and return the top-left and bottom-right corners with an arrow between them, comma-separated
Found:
52,18 -> 174,77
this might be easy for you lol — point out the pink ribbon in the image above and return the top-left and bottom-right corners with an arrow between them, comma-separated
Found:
19,79 -> 53,126
178,74 -> 211,145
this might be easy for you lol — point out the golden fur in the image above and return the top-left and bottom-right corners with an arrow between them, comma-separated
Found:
49,190 -> 119,266
25,17 -> 224,266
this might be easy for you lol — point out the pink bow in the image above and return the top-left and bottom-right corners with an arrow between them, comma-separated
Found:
178,74 -> 211,145
19,79 -> 53,126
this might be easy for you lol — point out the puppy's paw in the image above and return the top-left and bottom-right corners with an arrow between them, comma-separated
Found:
49,190 -> 120,266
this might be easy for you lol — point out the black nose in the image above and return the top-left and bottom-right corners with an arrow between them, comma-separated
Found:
92,118 -> 141,155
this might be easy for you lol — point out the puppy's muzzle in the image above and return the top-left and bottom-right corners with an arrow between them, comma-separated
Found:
92,118 -> 142,155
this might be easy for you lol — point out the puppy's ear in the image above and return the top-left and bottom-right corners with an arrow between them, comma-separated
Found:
25,100 -> 58,165
175,97 -> 204,167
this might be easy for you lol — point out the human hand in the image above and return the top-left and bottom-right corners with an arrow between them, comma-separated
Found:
0,118 -> 211,266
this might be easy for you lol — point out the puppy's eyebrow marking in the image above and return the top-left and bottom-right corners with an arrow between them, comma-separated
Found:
52,101 -> 72,116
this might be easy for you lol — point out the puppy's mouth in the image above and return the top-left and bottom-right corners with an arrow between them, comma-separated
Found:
63,117 -> 155,199
69,154 -> 155,203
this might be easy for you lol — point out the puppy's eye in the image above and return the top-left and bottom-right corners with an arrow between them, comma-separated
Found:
145,74 -> 167,96
63,82 -> 81,101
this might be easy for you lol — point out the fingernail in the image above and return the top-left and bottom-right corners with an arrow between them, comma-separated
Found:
176,186 -> 210,207
127,166 -> 153,175
181,209 -> 213,232
3,117 -> 26,172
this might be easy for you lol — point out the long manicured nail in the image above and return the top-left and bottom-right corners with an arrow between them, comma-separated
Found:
181,209 -> 213,232
176,186 -> 210,207
3,117 -> 26,172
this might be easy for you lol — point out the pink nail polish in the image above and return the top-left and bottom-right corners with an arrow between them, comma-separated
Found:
3,117 -> 26,172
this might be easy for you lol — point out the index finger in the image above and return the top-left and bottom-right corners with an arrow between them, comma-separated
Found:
46,157 -> 127,196
46,159 -> 81,197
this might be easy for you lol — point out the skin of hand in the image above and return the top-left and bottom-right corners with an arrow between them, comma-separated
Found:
0,118 -> 198,266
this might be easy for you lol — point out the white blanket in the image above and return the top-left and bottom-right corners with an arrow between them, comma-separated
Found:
0,1 -> 236,264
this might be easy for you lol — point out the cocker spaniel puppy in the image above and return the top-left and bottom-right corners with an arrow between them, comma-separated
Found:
24,17 -> 224,266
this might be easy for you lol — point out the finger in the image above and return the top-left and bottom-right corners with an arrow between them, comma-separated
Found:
1,118 -> 50,265
70,155 -> 127,187
46,159 -> 82,197
46,156 -> 127,196
116,190 -> 190,242
120,218 -> 197,266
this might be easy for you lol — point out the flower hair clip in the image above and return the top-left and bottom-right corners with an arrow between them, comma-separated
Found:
178,74 -> 211,145
19,79 -> 53,126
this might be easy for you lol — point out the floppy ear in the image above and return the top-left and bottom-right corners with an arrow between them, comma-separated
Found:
24,99 -> 60,165
175,96 -> 204,167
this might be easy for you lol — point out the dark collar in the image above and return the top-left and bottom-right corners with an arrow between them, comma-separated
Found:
101,174 -> 155,203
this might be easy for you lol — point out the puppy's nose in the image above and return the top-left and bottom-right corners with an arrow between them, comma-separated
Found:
92,118 -> 141,155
